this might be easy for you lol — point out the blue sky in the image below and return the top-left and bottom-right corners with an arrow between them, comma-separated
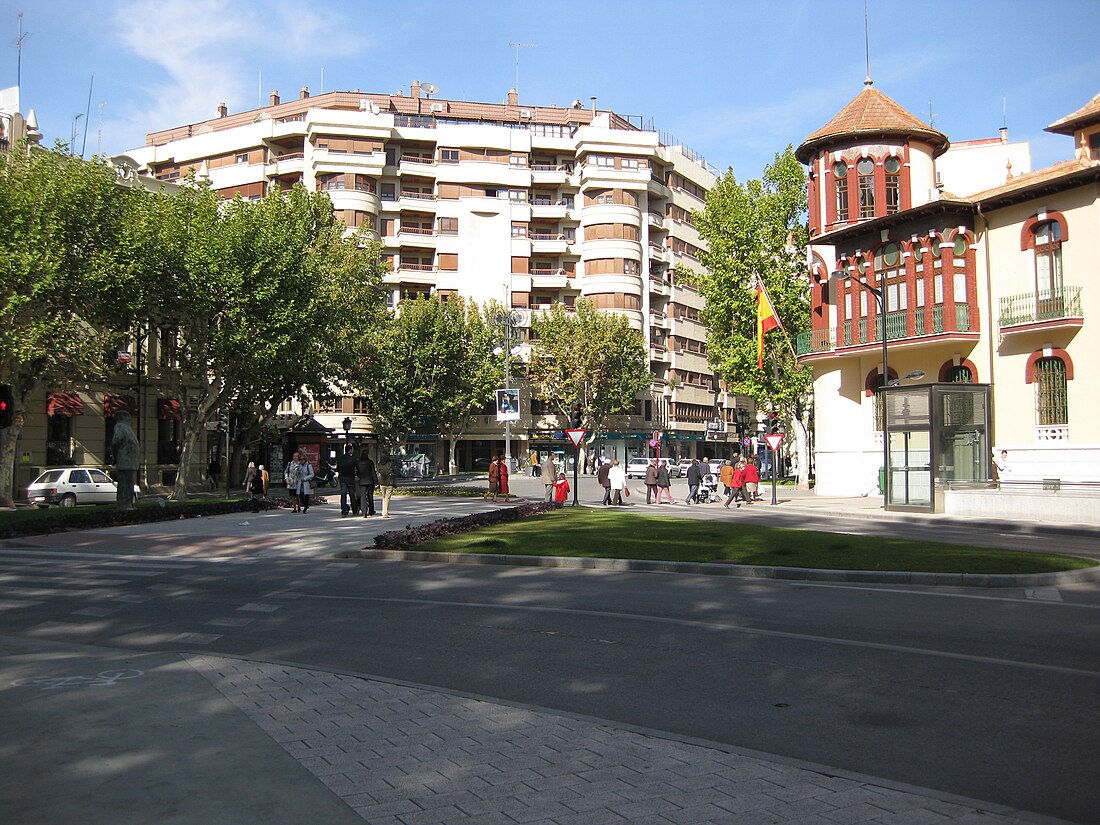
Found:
5,0 -> 1099,179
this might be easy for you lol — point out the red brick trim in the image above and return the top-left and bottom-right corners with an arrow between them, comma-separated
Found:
864,366 -> 898,397
937,358 -> 978,382
1025,349 -> 1073,384
1020,211 -> 1069,250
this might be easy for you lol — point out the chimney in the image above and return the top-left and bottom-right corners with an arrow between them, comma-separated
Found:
590,96 -> 597,113
217,102 -> 228,118
411,80 -> 422,99
999,126 -> 1008,144
300,87 -> 310,99
507,88 -> 518,106
269,90 -> 280,107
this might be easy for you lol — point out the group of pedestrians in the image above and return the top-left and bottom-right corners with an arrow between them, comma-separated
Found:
720,456 -> 760,507
591,455 -> 762,508
280,447 -> 396,518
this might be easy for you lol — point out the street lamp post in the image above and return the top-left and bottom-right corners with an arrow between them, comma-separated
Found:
837,270 -> 890,504
492,307 -> 523,471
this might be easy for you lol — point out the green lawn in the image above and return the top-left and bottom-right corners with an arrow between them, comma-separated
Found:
417,508 -> 1096,575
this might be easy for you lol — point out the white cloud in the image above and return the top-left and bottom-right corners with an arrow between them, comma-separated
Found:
104,0 -> 365,151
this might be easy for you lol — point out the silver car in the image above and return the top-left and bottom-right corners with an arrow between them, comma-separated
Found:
27,467 -> 127,507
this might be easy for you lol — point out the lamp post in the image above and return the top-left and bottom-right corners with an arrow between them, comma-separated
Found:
341,416 -> 353,444
492,307 -> 523,470
836,270 -> 890,504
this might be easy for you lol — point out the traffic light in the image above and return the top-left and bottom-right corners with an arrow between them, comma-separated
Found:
768,411 -> 780,435
570,403 -> 583,429
217,409 -> 229,433
0,384 -> 12,429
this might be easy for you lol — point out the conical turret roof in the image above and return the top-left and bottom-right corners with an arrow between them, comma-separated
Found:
796,83 -> 949,163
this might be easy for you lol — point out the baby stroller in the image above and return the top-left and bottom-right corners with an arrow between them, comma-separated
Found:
688,472 -> 722,504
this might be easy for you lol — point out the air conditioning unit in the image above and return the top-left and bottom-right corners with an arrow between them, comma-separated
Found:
358,99 -> 371,111
430,102 -> 444,113
520,109 -> 533,118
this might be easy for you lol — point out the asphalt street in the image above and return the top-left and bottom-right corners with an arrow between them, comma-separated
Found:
1,480 -> 1098,824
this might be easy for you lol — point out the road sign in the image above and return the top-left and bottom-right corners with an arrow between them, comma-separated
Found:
764,433 -> 784,451
647,438 -> 658,447
565,428 -> 586,448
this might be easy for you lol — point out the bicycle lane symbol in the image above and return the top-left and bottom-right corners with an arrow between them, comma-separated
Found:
10,669 -> 144,692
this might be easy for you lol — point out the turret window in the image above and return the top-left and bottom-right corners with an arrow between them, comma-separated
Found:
884,156 -> 901,214
857,157 -> 875,218
833,162 -> 849,222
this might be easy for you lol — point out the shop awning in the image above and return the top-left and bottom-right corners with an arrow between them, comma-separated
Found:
47,392 -> 85,416
157,398 -> 182,421
104,395 -> 138,416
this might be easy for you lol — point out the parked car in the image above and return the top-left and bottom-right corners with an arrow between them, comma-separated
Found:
677,459 -> 693,476
625,458 -> 651,479
659,458 -> 682,478
27,467 -> 138,507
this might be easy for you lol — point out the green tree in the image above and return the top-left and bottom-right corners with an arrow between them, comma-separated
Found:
525,298 -> 652,467
0,145 -> 132,507
114,181 -> 383,499
356,296 -> 503,465
693,146 -> 813,485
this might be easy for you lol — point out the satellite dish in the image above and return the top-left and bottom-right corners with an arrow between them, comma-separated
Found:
369,102 -> 380,115
421,82 -> 438,97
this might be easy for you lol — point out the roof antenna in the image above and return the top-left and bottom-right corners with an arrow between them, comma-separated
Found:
509,42 -> 535,97
14,12 -> 29,89
863,0 -> 873,86
928,99 -> 937,127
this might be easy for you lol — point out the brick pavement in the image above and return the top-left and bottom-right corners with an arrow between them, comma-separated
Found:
189,656 -> 1048,825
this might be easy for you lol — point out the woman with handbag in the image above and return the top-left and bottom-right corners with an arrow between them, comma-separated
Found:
297,456 -> 315,513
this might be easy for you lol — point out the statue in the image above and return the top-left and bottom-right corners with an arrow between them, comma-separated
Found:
111,411 -> 140,509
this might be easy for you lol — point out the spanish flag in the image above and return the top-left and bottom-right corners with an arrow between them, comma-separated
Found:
756,281 -> 780,370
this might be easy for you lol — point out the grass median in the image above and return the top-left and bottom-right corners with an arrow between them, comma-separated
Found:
415,508 -> 1096,575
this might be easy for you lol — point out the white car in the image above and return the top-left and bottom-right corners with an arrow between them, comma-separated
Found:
625,458 -> 651,479
27,467 -> 136,507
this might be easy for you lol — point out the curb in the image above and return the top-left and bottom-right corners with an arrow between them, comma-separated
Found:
337,548 -> 1100,588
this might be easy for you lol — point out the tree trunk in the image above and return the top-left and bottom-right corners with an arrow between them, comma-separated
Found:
173,415 -> 204,501
793,415 -> 811,490
0,426 -> 18,508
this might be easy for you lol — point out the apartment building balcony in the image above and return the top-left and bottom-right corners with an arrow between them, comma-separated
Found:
998,287 -> 1083,335
399,154 -> 436,172
529,197 -> 572,220
397,226 -> 437,246
265,151 -> 305,177
529,233 -> 571,255
397,191 -> 438,209
530,269 -> 570,289
648,243 -> 668,263
579,163 -> 650,187
312,147 -> 385,174
670,348 -> 709,370
647,211 -> 666,229
270,114 -> 307,139
649,310 -> 669,329
795,305 -> 979,357
648,275 -> 670,297
531,163 -> 573,185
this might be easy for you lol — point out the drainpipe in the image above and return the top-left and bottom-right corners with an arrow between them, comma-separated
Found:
977,201 -> 997,448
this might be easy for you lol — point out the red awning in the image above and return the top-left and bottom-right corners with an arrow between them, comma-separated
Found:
157,398 -> 182,421
103,395 -> 138,416
47,392 -> 85,416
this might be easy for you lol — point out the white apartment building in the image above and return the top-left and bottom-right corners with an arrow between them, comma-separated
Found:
122,82 -> 744,471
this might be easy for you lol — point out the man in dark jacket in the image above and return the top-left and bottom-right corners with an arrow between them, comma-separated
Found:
596,458 -> 612,506
356,448 -> 378,517
337,444 -> 359,516
686,459 -> 702,505
644,459 -> 659,504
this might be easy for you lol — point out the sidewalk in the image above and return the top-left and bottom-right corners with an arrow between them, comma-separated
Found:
0,635 -> 1072,825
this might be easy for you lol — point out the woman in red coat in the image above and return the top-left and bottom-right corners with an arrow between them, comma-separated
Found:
741,458 -> 760,504
499,454 -> 510,497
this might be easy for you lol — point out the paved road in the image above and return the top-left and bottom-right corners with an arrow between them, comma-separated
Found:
1,490 -> 1098,824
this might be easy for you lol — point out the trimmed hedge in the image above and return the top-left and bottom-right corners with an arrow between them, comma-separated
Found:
0,496 -> 328,540
373,501 -> 562,549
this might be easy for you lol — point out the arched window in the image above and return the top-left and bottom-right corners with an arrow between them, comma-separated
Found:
945,365 -> 972,383
884,156 -> 901,214
857,157 -> 875,218
833,161 -> 849,222
1033,220 -> 1063,303
1035,357 -> 1067,425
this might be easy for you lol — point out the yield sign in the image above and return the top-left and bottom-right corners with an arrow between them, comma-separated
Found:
565,428 -> 587,448
764,433 -> 784,451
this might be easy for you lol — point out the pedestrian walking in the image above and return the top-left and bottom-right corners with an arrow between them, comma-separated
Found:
248,465 -> 265,512
376,454 -> 396,518
499,454 -> 510,498
597,457 -> 612,505
686,459 -> 702,504
719,460 -> 734,498
542,453 -> 557,502
644,459 -> 659,504
356,448 -> 378,517
608,459 -> 627,506
297,455 -> 315,513
337,444 -> 359,516
285,451 -> 303,512
260,464 -> 269,496
485,453 -> 502,502
656,461 -> 675,504
742,457 -> 760,504
724,460 -> 745,508
530,450 -> 540,477
243,461 -> 256,492
207,458 -> 220,490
